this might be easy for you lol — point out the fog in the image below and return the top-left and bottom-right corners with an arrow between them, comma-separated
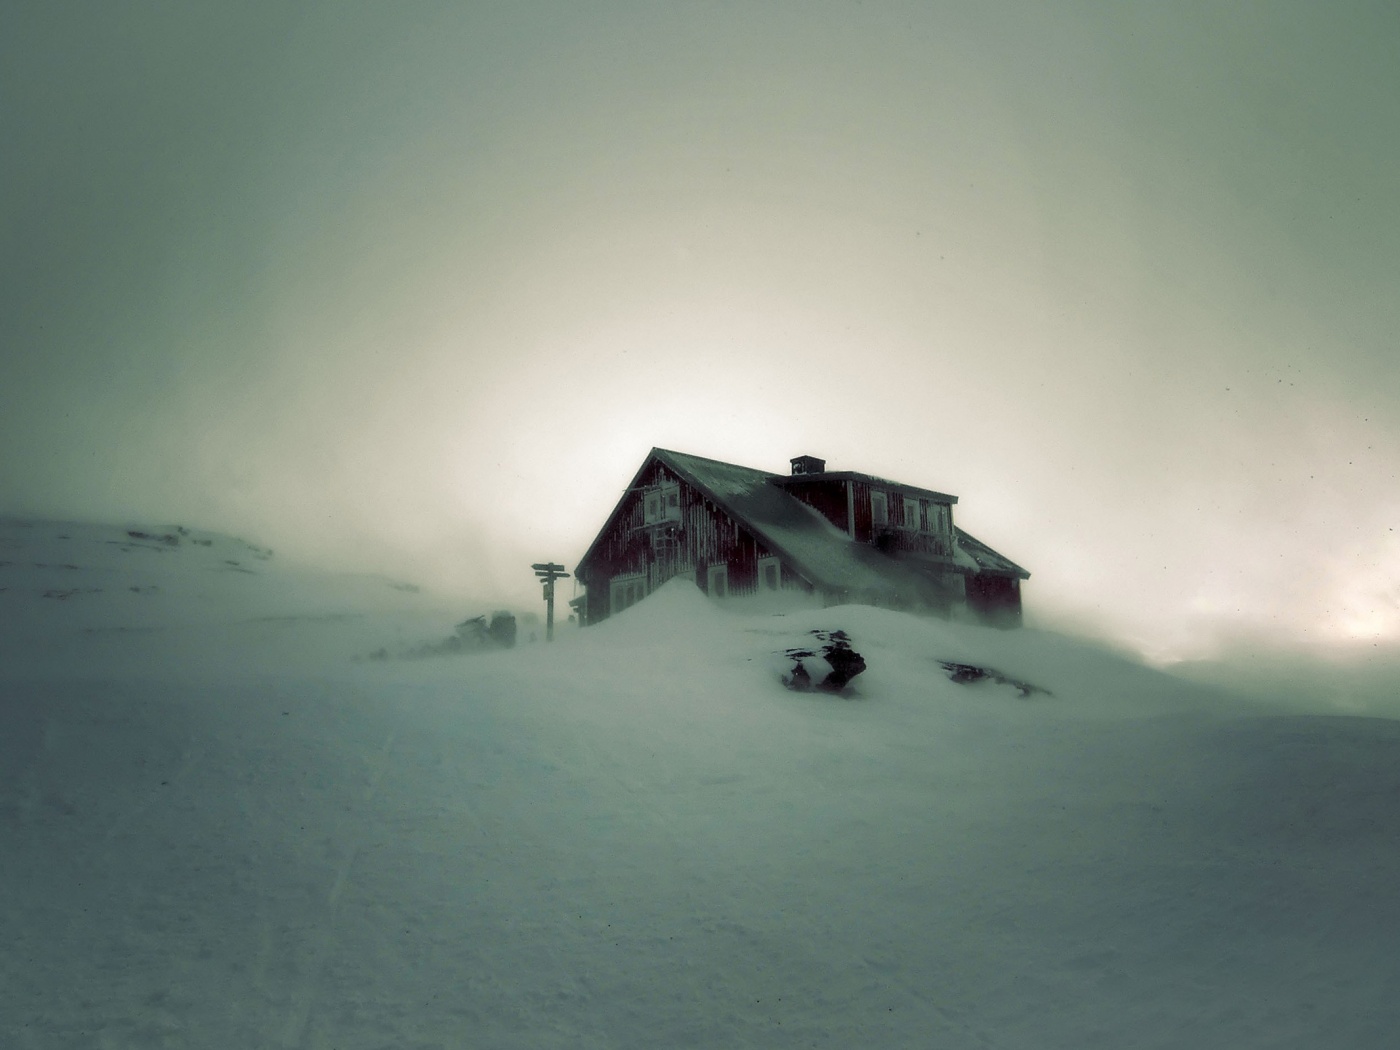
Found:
2,1 -> 1397,662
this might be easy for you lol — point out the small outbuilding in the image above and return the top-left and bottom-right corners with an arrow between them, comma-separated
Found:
574,448 -> 1029,626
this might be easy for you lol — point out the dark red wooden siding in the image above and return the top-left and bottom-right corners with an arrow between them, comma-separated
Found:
850,480 -> 954,558
782,479 -> 850,534
965,575 -> 1022,626
577,459 -> 797,624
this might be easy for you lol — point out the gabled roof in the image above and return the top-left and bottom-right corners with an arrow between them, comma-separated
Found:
577,448 -> 1029,600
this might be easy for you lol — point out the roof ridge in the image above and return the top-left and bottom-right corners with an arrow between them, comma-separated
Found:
653,447 -> 777,477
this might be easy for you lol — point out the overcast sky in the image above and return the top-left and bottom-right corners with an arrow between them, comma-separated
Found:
3,1 -> 1397,661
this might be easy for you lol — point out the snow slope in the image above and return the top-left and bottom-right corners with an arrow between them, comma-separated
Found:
0,517 -> 464,675
3,519 -> 1398,1049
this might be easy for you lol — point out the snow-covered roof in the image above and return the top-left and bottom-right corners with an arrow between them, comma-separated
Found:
647,449 -> 1029,594
953,527 -> 1031,578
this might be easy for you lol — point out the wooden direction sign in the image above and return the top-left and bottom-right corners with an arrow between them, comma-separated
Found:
532,561 -> 569,641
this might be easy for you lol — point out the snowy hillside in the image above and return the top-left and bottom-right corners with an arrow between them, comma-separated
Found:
0,517 -> 466,675
3,519 -> 1399,1049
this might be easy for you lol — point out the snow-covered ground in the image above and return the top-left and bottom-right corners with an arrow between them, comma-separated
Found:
3,518 -> 1398,1049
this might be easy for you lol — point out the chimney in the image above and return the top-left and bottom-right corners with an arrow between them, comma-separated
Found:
790,455 -> 826,476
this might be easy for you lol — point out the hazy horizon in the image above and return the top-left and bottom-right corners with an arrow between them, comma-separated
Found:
3,1 -> 1397,663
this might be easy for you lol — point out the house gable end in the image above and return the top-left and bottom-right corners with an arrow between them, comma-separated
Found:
574,448 -> 668,582
576,450 -> 800,622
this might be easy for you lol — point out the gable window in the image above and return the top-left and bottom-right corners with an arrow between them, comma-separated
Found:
757,556 -> 780,591
706,562 -> 729,598
651,524 -> 679,555
870,491 -> 888,529
644,481 -> 681,524
904,497 -> 920,531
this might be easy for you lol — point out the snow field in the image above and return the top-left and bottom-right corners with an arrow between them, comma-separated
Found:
3,521 -> 1400,1048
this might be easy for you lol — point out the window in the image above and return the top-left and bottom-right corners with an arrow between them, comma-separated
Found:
904,497 -> 920,531
706,563 -> 729,598
870,491 -> 888,529
651,525 -> 678,555
610,573 -> 646,614
643,481 -> 680,524
757,556 -> 780,591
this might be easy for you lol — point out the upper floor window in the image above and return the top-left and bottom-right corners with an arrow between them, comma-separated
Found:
904,497 -> 920,530
644,482 -> 680,524
651,526 -> 679,555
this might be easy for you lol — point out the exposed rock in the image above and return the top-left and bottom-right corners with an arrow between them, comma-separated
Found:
127,530 -> 180,547
455,615 -> 490,646
391,611 -> 522,660
42,587 -> 102,600
937,660 -> 1050,698
488,611 -> 517,649
781,629 -> 867,694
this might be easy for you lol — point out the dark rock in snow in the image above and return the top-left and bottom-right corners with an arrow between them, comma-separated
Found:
937,660 -> 1050,698
782,629 -> 867,694
455,615 -> 490,646
488,611 -> 517,649
42,587 -> 102,600
127,530 -> 180,547
389,610 -> 523,660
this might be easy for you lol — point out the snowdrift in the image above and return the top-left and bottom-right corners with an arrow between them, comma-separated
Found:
3,518 -> 1399,1049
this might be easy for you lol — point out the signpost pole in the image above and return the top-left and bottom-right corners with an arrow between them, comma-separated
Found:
531,562 -> 570,643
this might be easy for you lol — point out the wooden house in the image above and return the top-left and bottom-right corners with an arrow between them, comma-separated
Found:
574,448 -> 1029,626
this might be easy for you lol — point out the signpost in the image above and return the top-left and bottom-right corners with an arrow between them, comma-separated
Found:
531,562 -> 569,642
